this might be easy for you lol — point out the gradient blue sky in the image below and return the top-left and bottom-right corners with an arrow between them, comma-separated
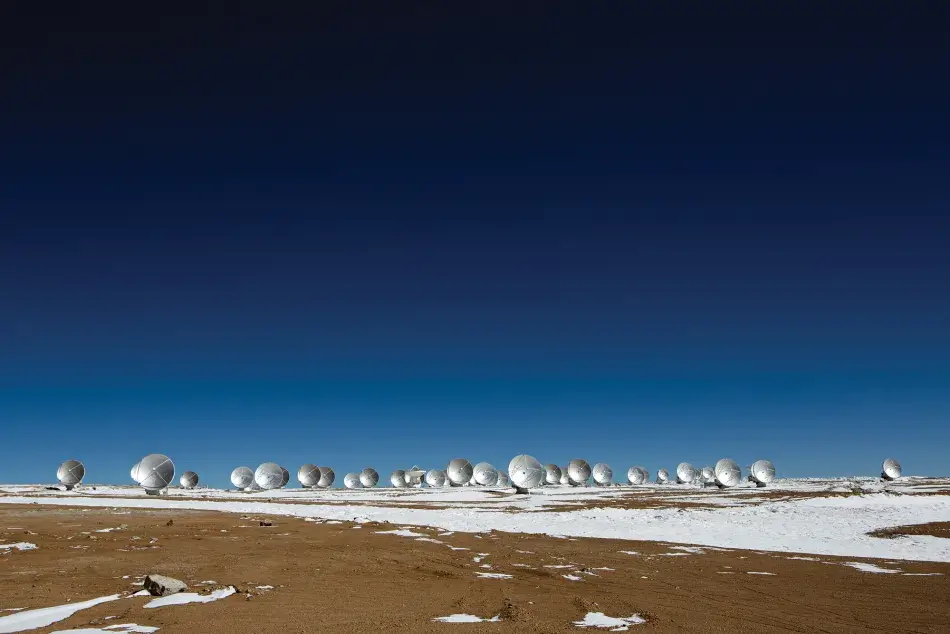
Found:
1,4 -> 948,487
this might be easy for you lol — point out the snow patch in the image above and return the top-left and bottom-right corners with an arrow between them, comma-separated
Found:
474,572 -> 512,579
0,594 -> 122,633
0,543 -> 37,552
843,562 -> 902,574
144,587 -> 236,608
573,612 -> 646,630
432,614 -> 501,623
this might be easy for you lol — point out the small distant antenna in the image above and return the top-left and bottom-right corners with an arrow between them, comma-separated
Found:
179,471 -> 199,489
343,472 -> 362,489
714,458 -> 742,488
881,458 -> 902,480
592,463 -> 613,486
231,467 -> 254,490
57,460 -> 85,491
508,454 -> 544,494
359,468 -> 379,488
473,462 -> 499,486
567,459 -> 591,486
446,459 -> 474,487
656,468 -> 670,484
749,460 -> 776,487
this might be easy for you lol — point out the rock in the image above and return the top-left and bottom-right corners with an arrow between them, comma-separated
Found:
166,520 -> 174,527
144,574 -> 188,596
259,520 -> 272,527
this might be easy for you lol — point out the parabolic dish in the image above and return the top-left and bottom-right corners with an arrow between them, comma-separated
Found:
882,458 -> 902,480
359,468 -> 379,488
279,466 -> 290,488
750,459 -> 776,485
508,454 -> 544,490
57,460 -> 85,487
544,464 -> 562,485
425,469 -> 447,487
180,471 -> 199,489
131,461 -> 142,483
676,462 -> 698,484
656,468 -> 670,483
391,469 -> 408,488
559,470 -> 570,485
592,462 -> 613,485
714,458 -> 742,488
447,458 -> 474,486
254,462 -> 284,490
496,471 -> 510,487
473,462 -> 498,486
627,466 -> 648,485
298,464 -> 321,487
138,454 -> 175,491
567,459 -> 591,486
317,466 -> 335,488
343,472 -> 362,489
701,466 -> 715,483
231,466 -> 254,489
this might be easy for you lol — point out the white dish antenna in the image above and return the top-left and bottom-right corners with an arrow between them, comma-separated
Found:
473,462 -> 499,486
882,458 -> 902,480
425,469 -> 447,487
391,469 -> 408,488
749,460 -> 776,486
567,459 -> 591,486
179,471 -> 199,489
406,466 -> 426,487
254,462 -> 284,490
231,466 -> 254,489
279,466 -> 290,488
627,466 -> 648,485
447,458 -> 474,486
701,466 -> 715,483
544,464 -> 562,485
131,461 -> 143,483
559,469 -> 570,485
676,462 -> 698,484
496,471 -> 510,487
508,454 -> 544,492
57,460 -> 85,490
317,466 -> 335,488
343,472 -> 362,489
714,458 -> 742,488
359,468 -> 379,488
592,462 -> 613,486
138,454 -> 175,493
298,464 -> 320,488
656,468 -> 670,484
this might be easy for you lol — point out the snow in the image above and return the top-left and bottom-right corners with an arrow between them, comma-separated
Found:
474,572 -> 512,579
432,614 -> 501,623
573,612 -> 646,630
0,594 -> 122,633
747,572 -> 776,576
3,478 -> 950,561
562,574 -> 583,581
0,543 -> 37,552
53,625 -> 158,633
143,587 -> 236,608
843,562 -> 902,574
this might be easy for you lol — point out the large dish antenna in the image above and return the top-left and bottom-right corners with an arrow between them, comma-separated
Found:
676,462 -> 698,484
391,469 -> 408,488
882,458 -> 902,480
544,464 -> 562,485
359,468 -> 379,488
508,454 -> 544,493
592,462 -> 613,486
131,461 -> 142,483
473,462 -> 499,486
254,462 -> 284,490
179,471 -> 199,489
317,466 -> 335,488
749,460 -> 776,486
567,459 -> 591,486
714,458 -> 742,488
298,464 -> 320,488
279,466 -> 290,488
343,472 -> 362,489
406,466 -> 426,487
701,466 -> 715,484
559,469 -> 570,485
138,454 -> 175,494
231,466 -> 254,489
496,471 -> 510,487
656,468 -> 670,484
447,458 -> 474,487
57,460 -> 85,490
425,469 -> 447,487
627,466 -> 648,485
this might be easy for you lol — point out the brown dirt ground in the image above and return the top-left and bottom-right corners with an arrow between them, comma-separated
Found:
1,505 -> 948,633
869,522 -> 950,539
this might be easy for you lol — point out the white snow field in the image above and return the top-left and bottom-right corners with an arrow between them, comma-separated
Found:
2,477 -> 949,562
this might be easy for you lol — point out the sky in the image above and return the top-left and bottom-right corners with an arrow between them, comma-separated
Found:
1,4 -> 948,487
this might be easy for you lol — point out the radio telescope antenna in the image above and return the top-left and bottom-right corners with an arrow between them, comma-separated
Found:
544,464 -> 562,485
317,466 -> 335,488
298,464 -> 320,488
406,466 -> 426,487
749,460 -> 776,487
279,466 -> 290,488
496,471 -> 510,487
447,458 -> 474,487
627,466 -> 648,485
559,468 -> 570,485
656,468 -> 670,484
567,459 -> 591,486
57,460 -> 85,490
231,467 -> 254,490
473,462 -> 499,486
131,461 -> 143,484
425,469 -> 447,487
676,462 -> 698,485
882,458 -> 902,480
343,472 -> 362,489
179,471 -> 199,489
508,454 -> 544,494
714,458 -> 742,488
359,468 -> 379,488
700,466 -> 715,485
254,463 -> 284,490
138,454 -> 174,495
390,469 -> 408,488
592,462 -> 613,486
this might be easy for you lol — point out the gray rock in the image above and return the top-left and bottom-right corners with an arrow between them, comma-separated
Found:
144,574 -> 188,596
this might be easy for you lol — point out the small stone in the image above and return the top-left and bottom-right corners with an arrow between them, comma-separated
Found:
165,520 -> 174,527
259,521 -> 272,527
144,574 -> 188,596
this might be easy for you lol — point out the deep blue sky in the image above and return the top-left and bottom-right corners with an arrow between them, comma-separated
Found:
1,3 -> 948,487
